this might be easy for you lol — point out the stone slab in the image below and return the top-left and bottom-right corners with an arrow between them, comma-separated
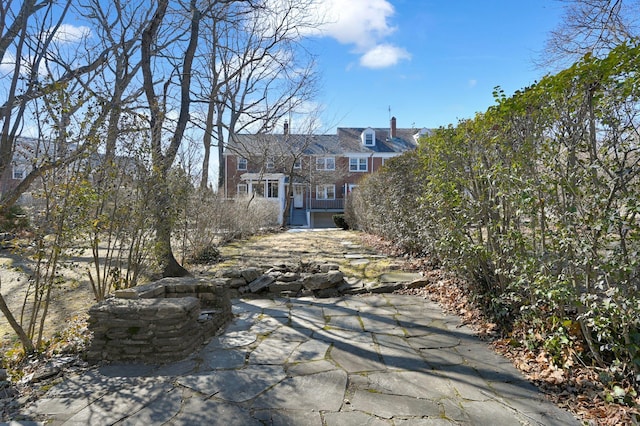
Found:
253,409 -> 323,426
249,339 -> 300,364
177,365 -> 285,402
118,388 -> 183,426
251,370 -> 347,411
349,391 -> 442,419
323,410 -> 391,426
170,397 -> 261,425
378,272 -> 423,283
287,339 -> 331,363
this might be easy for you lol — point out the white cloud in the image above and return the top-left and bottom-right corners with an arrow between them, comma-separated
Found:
468,79 -> 478,88
0,51 -> 47,77
0,51 -> 16,74
318,0 -> 395,48
360,44 -> 411,69
48,24 -> 91,44
310,0 -> 410,69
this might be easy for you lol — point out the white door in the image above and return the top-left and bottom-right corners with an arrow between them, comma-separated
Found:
293,185 -> 304,208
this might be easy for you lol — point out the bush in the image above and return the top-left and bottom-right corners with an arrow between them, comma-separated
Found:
0,205 -> 30,233
332,214 -> 349,229
349,42 -> 640,387
188,244 -> 221,264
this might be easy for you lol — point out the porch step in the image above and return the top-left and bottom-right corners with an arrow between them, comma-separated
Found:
290,209 -> 307,226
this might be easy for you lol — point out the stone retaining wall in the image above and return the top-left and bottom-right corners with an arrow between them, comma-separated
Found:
86,277 -> 232,363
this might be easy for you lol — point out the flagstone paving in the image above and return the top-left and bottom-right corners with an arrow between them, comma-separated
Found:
14,294 -> 580,425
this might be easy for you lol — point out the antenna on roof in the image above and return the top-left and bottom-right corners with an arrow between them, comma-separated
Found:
388,105 -> 391,121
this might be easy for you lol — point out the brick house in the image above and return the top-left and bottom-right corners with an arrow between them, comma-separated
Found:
222,117 -> 428,227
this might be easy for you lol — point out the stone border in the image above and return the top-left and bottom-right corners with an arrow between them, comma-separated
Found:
216,262 -> 428,298
86,277 -> 232,363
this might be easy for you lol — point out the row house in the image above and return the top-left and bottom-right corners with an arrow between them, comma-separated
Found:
222,117 -> 428,227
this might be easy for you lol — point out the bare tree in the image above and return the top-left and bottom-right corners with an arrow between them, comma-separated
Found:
140,0 -> 213,277
541,0 -> 639,67
195,0 -> 319,190
0,0 -> 119,209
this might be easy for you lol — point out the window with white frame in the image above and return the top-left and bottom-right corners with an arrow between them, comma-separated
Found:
316,156 -> 335,171
266,157 -> 275,169
266,180 -> 279,198
349,157 -> 368,172
362,128 -> 375,146
253,182 -> 264,197
293,158 -> 302,169
12,166 -> 25,180
365,133 -> 374,145
316,184 -> 335,200
237,183 -> 248,196
237,157 -> 247,170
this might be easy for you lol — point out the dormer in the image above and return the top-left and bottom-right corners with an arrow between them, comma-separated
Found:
413,127 -> 430,141
361,127 -> 375,147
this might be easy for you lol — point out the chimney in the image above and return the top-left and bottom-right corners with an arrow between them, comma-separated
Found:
284,120 -> 289,135
390,116 -> 397,139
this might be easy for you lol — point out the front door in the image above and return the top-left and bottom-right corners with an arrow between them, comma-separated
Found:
293,185 -> 304,208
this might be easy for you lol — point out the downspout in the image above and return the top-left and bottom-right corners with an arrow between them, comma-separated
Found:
224,155 -> 228,198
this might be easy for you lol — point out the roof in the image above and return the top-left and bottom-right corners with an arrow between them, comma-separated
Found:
225,125 -> 427,157
336,127 -> 420,154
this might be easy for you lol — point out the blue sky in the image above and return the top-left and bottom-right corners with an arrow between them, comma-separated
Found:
306,0 -> 564,131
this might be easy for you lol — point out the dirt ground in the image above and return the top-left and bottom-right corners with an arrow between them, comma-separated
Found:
0,229 -> 398,352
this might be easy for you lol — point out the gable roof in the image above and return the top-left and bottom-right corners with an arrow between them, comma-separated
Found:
224,125 -> 427,157
336,127 -> 419,154
226,133 -> 340,157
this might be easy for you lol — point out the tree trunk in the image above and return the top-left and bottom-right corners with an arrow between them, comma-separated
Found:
0,280 -> 35,353
200,89 -> 215,190
216,104 -> 226,190
153,175 -> 190,277
141,0 -> 200,277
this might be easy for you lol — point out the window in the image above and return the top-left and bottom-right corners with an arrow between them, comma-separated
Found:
365,133 -> 374,145
266,157 -> 275,169
237,183 -> 248,196
12,167 -> 25,180
266,180 -> 279,198
349,157 -> 368,172
252,182 -> 264,197
362,128 -> 375,146
237,157 -> 247,170
316,156 -> 335,170
316,184 -> 335,200
293,158 -> 302,169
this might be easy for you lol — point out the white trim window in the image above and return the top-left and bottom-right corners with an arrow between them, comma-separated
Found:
237,157 -> 248,170
316,184 -> 335,200
266,180 -> 279,198
293,158 -> 302,169
12,166 -> 25,180
365,133 -> 374,145
252,182 -> 265,197
316,156 -> 335,171
266,157 -> 275,169
237,183 -> 248,196
361,128 -> 375,146
349,157 -> 368,172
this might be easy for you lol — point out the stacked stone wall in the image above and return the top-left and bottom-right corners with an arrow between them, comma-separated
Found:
87,277 -> 231,363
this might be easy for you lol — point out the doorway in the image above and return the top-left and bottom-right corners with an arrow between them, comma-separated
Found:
293,185 -> 305,208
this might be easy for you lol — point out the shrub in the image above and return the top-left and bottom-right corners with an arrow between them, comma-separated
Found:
332,214 -> 349,229
188,244 -> 221,264
0,205 -> 30,233
349,42 -> 640,388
